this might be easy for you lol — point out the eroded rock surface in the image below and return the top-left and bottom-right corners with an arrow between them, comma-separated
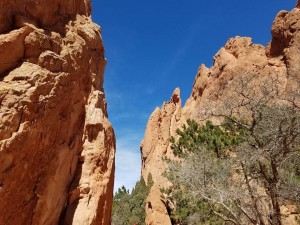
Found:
141,3 -> 300,225
141,88 -> 181,225
0,1 -> 115,225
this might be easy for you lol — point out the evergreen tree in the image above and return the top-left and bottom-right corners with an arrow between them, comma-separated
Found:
170,119 -> 243,158
112,174 -> 153,225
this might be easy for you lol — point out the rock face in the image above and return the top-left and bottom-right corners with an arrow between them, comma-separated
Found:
141,3 -> 300,225
0,1 -> 115,225
141,88 -> 181,225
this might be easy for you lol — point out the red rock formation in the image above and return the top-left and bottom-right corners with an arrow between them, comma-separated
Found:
141,3 -> 300,225
141,88 -> 181,225
0,1 -> 115,225
0,0 -> 91,34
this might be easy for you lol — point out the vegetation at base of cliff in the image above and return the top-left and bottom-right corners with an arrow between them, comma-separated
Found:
163,105 -> 300,225
112,174 -> 154,225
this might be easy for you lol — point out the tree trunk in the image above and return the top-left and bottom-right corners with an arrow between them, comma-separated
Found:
269,188 -> 282,225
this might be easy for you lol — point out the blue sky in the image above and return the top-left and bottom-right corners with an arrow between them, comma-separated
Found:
91,1 -> 296,192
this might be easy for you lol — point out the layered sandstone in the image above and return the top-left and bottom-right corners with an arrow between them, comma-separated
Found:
0,1 -> 115,225
141,3 -> 300,225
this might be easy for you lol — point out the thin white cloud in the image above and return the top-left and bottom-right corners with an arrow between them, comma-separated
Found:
114,130 -> 143,193
161,19 -> 202,79
145,87 -> 156,95
105,90 -> 126,111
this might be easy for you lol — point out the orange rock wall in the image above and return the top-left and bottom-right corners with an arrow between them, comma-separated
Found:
0,1 -> 115,225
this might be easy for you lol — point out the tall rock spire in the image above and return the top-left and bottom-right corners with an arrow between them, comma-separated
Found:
0,1 -> 115,225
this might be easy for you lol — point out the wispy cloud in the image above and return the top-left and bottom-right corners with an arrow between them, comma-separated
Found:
114,129 -> 144,193
105,85 -> 153,194
105,90 -> 126,111
145,87 -> 156,95
161,19 -> 202,79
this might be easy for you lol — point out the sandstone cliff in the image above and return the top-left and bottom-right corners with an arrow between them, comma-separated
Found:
141,2 -> 300,225
0,1 -> 115,225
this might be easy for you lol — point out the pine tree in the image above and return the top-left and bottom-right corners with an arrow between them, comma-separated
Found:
112,174 -> 154,225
